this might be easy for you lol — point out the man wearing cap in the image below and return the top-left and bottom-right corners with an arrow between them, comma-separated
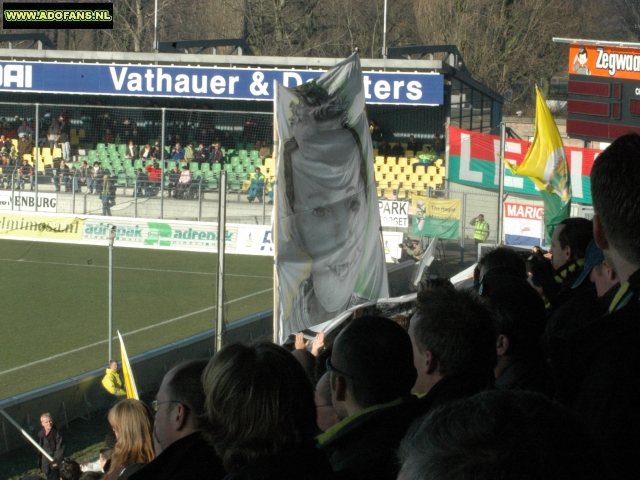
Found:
470,214 -> 489,246
572,239 -> 620,308
399,239 -> 424,263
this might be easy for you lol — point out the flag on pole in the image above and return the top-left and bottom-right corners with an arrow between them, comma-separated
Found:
502,86 -> 572,243
117,330 -> 138,400
274,53 -> 388,343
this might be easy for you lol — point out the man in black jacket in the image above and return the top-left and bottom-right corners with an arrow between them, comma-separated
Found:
130,360 -> 225,480
317,316 -> 418,480
38,413 -> 65,480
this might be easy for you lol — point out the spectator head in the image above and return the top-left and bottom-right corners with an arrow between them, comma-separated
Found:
474,247 -> 527,287
410,288 -> 496,395
255,167 -> 261,174
129,140 -> 134,146
175,142 -> 181,148
591,132 -> 640,276
152,359 -> 209,455
81,161 -> 87,167
315,372 -> 339,432
99,446 -> 112,469
478,277 -> 546,368
182,165 -> 189,171
153,162 -> 159,168
145,143 -> 151,149
330,316 -> 416,417
409,135 -> 415,142
106,399 -> 155,477
549,217 -> 593,272
397,390 -> 603,480
40,413 -> 53,433
59,458 -> 82,480
198,143 -> 204,149
79,472 -> 103,480
202,341 -> 316,473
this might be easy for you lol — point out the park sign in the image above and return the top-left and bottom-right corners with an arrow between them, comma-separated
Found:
448,126 -> 600,204
378,200 -> 409,227
0,61 -> 443,106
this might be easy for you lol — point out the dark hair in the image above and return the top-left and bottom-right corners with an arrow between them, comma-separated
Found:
60,458 -> 82,480
528,257 -> 560,300
99,446 -> 113,460
591,133 -> 640,265
475,248 -> 527,286
79,472 -> 104,480
479,279 -> 546,357
333,316 -> 416,408
398,390 -> 603,480
283,83 -> 367,214
412,288 -> 496,379
202,341 -> 317,473
166,359 -> 209,430
556,218 -> 593,260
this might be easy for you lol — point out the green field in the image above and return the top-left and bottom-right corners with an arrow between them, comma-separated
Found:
0,239 -> 274,400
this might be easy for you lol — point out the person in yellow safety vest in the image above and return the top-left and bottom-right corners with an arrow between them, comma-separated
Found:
102,360 -> 126,396
470,214 -> 490,245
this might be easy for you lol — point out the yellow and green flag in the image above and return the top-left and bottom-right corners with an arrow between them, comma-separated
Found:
412,195 -> 461,239
117,331 -> 139,400
502,87 -> 571,242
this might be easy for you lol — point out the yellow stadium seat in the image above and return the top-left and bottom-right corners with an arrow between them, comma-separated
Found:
375,157 -> 386,167
391,165 -> 403,175
434,174 -> 443,186
397,157 -> 408,167
52,147 -> 62,158
410,173 -> 421,184
438,166 -> 446,177
11,139 -> 18,149
374,170 -> 385,181
434,158 -> 444,168
427,165 -> 437,177
380,165 -> 390,175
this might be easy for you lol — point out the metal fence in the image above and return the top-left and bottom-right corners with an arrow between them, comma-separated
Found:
0,102 -> 274,223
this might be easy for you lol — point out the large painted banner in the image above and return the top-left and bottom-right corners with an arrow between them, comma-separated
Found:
0,211 -> 274,255
275,53 -> 389,343
448,126 -> 600,204
503,203 -> 544,247
0,61 -> 443,106
569,43 -> 640,80
411,195 -> 460,240
0,192 -> 58,212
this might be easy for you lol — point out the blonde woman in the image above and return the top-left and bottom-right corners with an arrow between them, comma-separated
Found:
104,399 -> 155,480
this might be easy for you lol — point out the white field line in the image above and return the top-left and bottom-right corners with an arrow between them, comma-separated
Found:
0,258 -> 272,279
0,287 -> 273,376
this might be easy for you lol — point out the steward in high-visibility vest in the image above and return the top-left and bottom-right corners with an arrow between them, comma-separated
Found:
470,214 -> 490,244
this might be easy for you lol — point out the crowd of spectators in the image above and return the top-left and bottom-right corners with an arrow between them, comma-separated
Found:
18,133 -> 640,480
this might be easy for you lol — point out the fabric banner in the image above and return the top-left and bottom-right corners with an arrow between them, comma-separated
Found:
448,126 -> 600,205
411,195 -> 460,239
117,331 -> 138,400
275,52 -> 389,343
504,203 -> 543,246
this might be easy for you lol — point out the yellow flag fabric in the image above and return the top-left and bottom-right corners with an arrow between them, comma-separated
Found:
502,87 -> 571,203
117,331 -> 139,400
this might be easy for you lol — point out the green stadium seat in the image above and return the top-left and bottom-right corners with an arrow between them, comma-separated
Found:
166,161 -> 177,171
200,163 -> 211,172
117,173 -> 127,185
230,156 -> 240,166
254,158 -> 263,167
88,150 -> 97,159
212,163 -> 222,173
190,162 -> 200,172
107,144 -> 117,153
235,142 -> 244,151
250,150 -> 260,160
238,150 -> 248,160
245,143 -> 255,152
133,159 -> 143,169
242,158 -> 252,168
117,144 -> 127,155
96,143 -> 106,152
122,159 -> 132,169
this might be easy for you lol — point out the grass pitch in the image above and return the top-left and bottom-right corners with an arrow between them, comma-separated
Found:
0,239 -> 274,399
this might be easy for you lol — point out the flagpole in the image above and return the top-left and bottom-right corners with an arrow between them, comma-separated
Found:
272,80 -> 279,344
497,123 -> 506,244
107,224 -> 116,361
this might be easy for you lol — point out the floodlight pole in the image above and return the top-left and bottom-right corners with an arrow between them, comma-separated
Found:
382,0 -> 388,59
215,171 -> 228,353
154,0 -> 158,53
497,123 -> 506,245
107,225 -> 116,362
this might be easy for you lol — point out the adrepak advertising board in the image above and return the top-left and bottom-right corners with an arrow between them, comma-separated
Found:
0,211 -> 273,255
